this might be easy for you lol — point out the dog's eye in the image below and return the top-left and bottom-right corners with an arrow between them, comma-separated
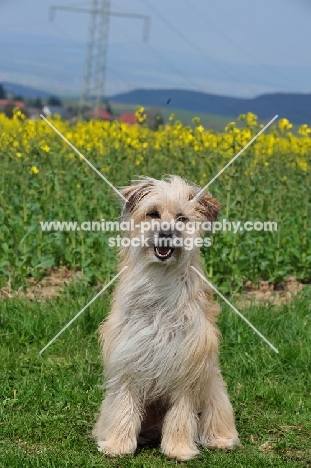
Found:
176,213 -> 188,222
147,210 -> 160,219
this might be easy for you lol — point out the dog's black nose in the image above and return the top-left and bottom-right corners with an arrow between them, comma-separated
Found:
159,229 -> 173,238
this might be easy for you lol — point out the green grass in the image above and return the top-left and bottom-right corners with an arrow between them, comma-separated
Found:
1,283 -> 311,467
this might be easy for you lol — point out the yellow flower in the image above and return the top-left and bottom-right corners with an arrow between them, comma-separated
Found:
16,152 -> 22,158
41,144 -> 50,152
298,124 -> 311,137
278,118 -> 292,132
245,112 -> 258,127
135,106 -> 146,124
196,125 -> 204,133
225,122 -> 236,132
31,165 -> 39,174
192,116 -> 200,125
297,160 -> 308,172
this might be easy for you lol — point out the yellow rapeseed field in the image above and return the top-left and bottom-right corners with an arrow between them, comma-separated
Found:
0,108 -> 310,289
1,109 -> 310,180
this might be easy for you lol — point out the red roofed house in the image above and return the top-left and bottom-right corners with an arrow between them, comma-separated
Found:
89,107 -> 113,121
0,99 -> 26,110
118,113 -> 136,125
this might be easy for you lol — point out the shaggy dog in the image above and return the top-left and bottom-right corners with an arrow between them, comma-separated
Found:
93,176 -> 240,461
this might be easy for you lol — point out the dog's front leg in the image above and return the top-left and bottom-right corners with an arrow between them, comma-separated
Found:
198,368 -> 240,449
161,394 -> 199,461
93,385 -> 142,457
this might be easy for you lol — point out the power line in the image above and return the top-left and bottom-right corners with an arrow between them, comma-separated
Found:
112,22 -> 198,90
140,0 -> 251,91
49,1 -> 150,116
182,0 -> 302,90
209,0 -> 306,69
112,21 -> 238,116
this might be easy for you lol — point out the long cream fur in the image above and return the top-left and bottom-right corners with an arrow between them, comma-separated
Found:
93,176 -> 240,461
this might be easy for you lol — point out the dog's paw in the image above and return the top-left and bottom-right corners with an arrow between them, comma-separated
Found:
161,442 -> 200,461
200,435 -> 241,450
97,438 -> 137,457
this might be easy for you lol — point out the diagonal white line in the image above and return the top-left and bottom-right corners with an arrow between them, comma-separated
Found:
40,114 -> 127,202
192,114 -> 278,200
191,266 -> 279,353
39,266 -> 127,355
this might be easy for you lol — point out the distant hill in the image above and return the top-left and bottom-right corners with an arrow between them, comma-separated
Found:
2,82 -> 51,98
109,89 -> 311,125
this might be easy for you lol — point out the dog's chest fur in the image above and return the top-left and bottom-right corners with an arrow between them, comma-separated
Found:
106,268 -> 213,398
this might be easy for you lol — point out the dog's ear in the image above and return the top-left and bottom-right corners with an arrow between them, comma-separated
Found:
191,191 -> 221,222
121,180 -> 155,215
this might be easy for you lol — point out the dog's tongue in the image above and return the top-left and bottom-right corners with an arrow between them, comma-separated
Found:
157,246 -> 171,255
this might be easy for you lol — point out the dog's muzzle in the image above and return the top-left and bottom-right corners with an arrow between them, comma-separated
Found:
154,229 -> 175,261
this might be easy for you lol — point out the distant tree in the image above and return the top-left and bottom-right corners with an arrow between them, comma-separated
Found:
47,95 -> 62,106
14,95 -> 24,102
105,100 -> 113,115
4,102 -> 14,118
0,84 -> 6,99
146,106 -> 164,131
3,100 -> 26,119
34,97 -> 43,109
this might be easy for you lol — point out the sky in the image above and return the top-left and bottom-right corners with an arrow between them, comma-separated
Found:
0,0 -> 311,98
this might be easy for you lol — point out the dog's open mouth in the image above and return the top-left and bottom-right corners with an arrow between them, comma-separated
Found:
154,246 -> 175,260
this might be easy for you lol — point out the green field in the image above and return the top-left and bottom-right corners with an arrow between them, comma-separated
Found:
109,101 -> 235,130
1,285 -> 310,467
60,97 -> 235,131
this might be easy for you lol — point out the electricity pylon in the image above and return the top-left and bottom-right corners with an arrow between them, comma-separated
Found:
50,1 -> 150,117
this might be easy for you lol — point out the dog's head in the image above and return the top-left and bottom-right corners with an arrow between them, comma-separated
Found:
120,176 -> 220,265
